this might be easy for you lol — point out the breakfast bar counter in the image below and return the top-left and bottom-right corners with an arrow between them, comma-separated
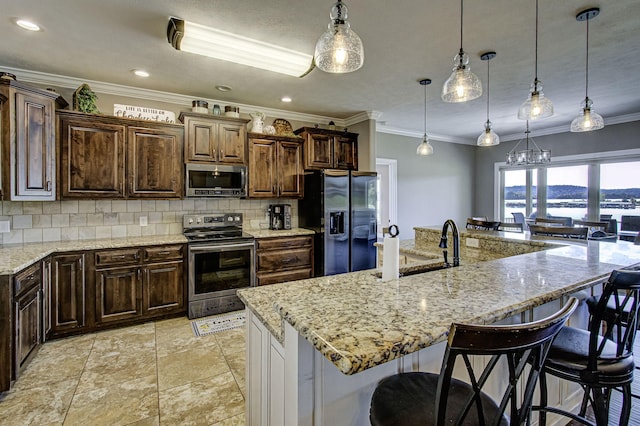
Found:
238,228 -> 640,425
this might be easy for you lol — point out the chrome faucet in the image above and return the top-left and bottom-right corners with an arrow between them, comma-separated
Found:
438,219 -> 460,267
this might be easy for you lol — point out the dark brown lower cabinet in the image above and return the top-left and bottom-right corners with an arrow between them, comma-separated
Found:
93,244 -> 185,328
256,236 -> 313,286
95,266 -> 141,323
50,253 -> 86,337
14,263 -> 42,375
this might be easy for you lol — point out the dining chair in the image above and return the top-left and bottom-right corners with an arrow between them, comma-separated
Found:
466,218 -> 501,231
534,218 -> 570,226
512,212 -> 526,225
534,270 -> 640,426
369,298 -> 578,426
529,224 -> 588,240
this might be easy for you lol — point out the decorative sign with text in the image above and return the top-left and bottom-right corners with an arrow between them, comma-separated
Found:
113,104 -> 176,123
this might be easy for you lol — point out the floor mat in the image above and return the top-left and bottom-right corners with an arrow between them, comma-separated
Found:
191,311 -> 246,337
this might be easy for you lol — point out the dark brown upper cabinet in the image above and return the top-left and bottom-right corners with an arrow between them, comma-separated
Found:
294,127 -> 358,171
0,80 -> 63,201
179,112 -> 249,165
58,111 -> 184,199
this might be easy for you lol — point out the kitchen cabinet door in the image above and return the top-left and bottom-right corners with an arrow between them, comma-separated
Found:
181,112 -> 248,165
277,141 -> 304,198
334,135 -> 358,170
217,121 -> 246,164
143,261 -> 184,315
59,114 -> 125,198
15,285 -> 41,373
248,138 -> 277,198
95,266 -> 142,323
127,126 -> 183,198
303,132 -> 333,169
0,80 -> 59,200
50,253 -> 86,336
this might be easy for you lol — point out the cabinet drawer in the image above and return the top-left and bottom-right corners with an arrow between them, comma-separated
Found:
256,236 -> 312,251
144,245 -> 184,263
95,248 -> 141,267
257,248 -> 312,271
14,263 -> 42,296
257,269 -> 313,286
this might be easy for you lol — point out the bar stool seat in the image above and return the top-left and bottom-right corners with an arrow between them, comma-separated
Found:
534,270 -> 640,426
369,298 -> 578,426
544,327 -> 635,381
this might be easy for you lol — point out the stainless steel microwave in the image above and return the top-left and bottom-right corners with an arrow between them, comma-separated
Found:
185,163 -> 247,197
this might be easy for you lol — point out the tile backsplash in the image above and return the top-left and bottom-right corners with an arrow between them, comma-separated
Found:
0,199 -> 298,245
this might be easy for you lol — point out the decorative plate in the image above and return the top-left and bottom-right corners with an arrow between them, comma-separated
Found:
272,118 -> 294,136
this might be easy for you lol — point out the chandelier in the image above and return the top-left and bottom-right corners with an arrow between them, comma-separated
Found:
506,122 -> 550,166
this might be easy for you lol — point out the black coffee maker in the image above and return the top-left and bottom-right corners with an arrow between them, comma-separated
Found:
268,204 -> 291,230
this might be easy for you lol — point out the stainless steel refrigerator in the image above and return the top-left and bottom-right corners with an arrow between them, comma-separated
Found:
298,170 -> 377,276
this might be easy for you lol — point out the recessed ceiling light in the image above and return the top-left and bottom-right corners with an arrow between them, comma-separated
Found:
16,19 -> 41,31
281,96 -> 292,103
133,69 -> 150,78
216,85 -> 232,92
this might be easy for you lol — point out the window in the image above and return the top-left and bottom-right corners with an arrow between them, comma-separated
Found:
497,150 -> 640,234
545,165 -> 588,222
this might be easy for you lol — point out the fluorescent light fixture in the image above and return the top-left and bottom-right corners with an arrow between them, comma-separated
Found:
16,19 -> 40,31
167,18 -> 313,77
133,69 -> 150,77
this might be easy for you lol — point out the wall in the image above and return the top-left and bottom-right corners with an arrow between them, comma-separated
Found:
350,119 -> 376,172
473,120 -> 640,218
376,133 -> 476,235
0,199 -> 297,245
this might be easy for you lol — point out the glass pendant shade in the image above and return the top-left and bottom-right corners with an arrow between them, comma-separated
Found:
517,79 -> 553,120
571,98 -> 604,132
571,8 -> 604,132
416,78 -> 434,156
477,121 -> 500,146
417,135 -> 434,156
314,0 -> 364,73
442,52 -> 482,103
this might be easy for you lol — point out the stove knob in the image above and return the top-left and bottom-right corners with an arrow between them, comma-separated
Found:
196,218 -> 202,224
188,218 -> 194,224
227,216 -> 233,222
235,216 -> 241,222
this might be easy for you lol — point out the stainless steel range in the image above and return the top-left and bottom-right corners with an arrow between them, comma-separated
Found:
183,213 -> 255,319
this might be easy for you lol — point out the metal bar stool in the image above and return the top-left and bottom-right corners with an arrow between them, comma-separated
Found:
534,270 -> 640,426
369,298 -> 578,426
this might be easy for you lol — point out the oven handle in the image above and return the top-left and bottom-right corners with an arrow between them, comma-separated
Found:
189,241 -> 255,253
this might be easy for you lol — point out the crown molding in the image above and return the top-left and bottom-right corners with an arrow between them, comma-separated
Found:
375,124 -> 468,144
343,110 -> 383,127
1,66 -> 349,127
500,112 -> 640,142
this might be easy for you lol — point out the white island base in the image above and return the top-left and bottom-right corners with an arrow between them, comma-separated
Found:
246,296 -> 592,426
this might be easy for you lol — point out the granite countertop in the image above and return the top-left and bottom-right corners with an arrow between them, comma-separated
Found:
238,237 -> 640,376
0,235 -> 189,275
246,228 -> 315,239
0,227 -> 315,275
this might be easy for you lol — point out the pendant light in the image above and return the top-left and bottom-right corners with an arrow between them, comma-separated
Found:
441,0 -> 482,103
517,0 -> 553,120
506,121 -> 550,166
416,79 -> 434,156
314,0 -> 364,73
477,52 -> 499,147
570,8 -> 604,132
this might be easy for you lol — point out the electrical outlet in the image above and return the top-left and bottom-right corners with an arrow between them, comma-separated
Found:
139,216 -> 148,226
466,237 -> 479,248
0,220 -> 9,233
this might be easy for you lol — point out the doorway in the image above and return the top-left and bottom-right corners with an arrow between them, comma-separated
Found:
376,158 -> 397,238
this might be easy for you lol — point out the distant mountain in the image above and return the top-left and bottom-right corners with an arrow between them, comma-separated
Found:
505,185 -> 640,200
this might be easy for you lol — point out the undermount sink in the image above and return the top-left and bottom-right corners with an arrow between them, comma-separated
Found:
373,261 -> 451,278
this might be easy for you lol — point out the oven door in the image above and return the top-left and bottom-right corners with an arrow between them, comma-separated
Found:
188,241 -> 255,302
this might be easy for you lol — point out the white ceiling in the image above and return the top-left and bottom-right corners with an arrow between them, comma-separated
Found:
1,0 -> 639,143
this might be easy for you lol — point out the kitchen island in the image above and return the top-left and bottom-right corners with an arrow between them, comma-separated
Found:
238,227 -> 640,426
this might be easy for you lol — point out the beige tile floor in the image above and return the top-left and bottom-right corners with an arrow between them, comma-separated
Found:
0,315 -> 246,426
